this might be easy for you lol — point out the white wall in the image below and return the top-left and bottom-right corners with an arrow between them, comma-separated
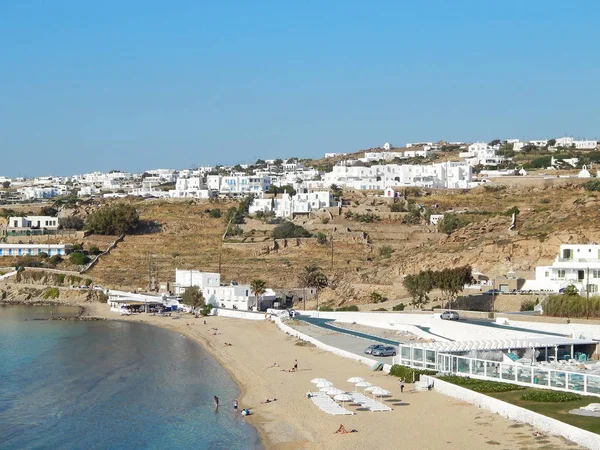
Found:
431,377 -> 600,450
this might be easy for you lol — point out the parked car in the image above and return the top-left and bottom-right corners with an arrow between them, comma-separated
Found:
483,289 -> 502,295
364,344 -> 385,355
371,346 -> 397,357
440,310 -> 460,320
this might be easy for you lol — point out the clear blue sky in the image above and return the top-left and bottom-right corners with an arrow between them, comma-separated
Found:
1,1 -> 599,177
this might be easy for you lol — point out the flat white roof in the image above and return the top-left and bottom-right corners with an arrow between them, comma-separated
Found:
406,336 -> 597,353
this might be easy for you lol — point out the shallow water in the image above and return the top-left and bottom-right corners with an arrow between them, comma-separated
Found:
0,305 -> 262,450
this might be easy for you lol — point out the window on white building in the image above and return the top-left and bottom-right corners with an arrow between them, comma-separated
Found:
587,284 -> 598,293
557,269 -> 566,278
592,270 -> 600,279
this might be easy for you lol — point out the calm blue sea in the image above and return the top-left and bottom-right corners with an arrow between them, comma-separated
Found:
0,305 -> 262,450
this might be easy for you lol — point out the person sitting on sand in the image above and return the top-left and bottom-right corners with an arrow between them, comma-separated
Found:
267,362 -> 278,368
224,342 -> 233,347
334,424 -> 357,434
262,398 -> 277,403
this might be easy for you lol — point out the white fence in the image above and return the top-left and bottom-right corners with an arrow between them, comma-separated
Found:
212,308 -> 267,321
430,376 -> 600,449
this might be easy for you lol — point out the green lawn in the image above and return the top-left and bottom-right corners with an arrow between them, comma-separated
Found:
490,388 -> 600,435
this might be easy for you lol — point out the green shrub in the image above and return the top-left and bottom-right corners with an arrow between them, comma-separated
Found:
544,293 -> 600,318
392,303 -> 406,311
84,278 -> 92,287
370,291 -> 383,303
379,245 -> 394,258
318,305 -> 334,311
69,252 -> 90,266
389,365 -> 436,380
56,274 -> 66,285
520,391 -> 582,402
87,204 -> 140,235
43,287 -> 60,299
520,299 -> 538,312
89,246 -> 102,256
209,209 -> 222,218
272,221 -> 312,239
49,255 -> 63,265
438,213 -> 469,234
39,252 -> 49,259
71,244 -> 83,251
315,232 -> 328,245
390,202 -> 405,212
97,291 -> 107,303
438,375 -> 526,393
539,198 -> 550,204
583,180 -> 600,192
374,308 -> 387,311
336,305 -> 359,312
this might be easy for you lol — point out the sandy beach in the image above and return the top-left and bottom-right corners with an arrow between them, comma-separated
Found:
76,303 -> 581,450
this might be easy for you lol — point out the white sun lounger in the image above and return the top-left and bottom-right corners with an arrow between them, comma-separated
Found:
582,403 -> 600,412
308,392 -> 354,415
351,393 -> 392,412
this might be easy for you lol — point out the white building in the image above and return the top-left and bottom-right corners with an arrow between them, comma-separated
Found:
324,152 -> 347,158
324,161 -> 472,190
0,244 -> 72,257
7,216 -> 59,230
208,175 -> 272,195
524,244 -> 600,294
555,137 -> 598,150
169,177 -> 214,198
459,143 -> 507,167
174,269 -> 276,311
249,191 -> 336,218
19,187 -> 60,199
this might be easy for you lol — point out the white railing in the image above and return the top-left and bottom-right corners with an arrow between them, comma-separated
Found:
395,346 -> 600,397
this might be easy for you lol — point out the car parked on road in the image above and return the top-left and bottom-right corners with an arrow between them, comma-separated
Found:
440,310 -> 460,320
371,346 -> 397,357
483,289 -> 502,295
364,344 -> 385,355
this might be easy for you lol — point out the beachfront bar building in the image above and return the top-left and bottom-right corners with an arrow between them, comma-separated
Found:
394,336 -> 600,396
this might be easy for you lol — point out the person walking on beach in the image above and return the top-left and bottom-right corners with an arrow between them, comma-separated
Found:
233,399 -> 238,412
292,359 -> 298,372
214,396 -> 219,408
400,379 -> 405,393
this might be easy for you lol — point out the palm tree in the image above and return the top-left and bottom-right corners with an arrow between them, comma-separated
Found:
250,279 -> 267,312
298,265 -> 328,311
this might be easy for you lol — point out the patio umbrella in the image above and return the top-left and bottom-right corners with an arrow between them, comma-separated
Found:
325,387 -> 345,396
315,380 -> 333,388
371,387 -> 390,398
311,378 -> 329,384
334,393 -> 353,403
347,377 -> 364,383
364,385 -> 377,392
354,381 -> 373,391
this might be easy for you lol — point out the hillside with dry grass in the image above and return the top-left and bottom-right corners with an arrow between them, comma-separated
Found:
4,177 -> 600,310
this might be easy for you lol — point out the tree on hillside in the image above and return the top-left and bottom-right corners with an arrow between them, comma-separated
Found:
437,266 -> 473,309
182,286 -> 206,317
40,206 -> 58,216
547,139 -> 557,147
272,221 -> 312,239
86,204 -> 140,235
402,271 -> 435,309
298,265 -> 328,310
250,279 -> 267,312
59,216 -> 85,230
1,181 -> 10,189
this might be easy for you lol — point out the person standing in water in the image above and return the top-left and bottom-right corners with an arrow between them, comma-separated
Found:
233,399 -> 238,412
214,396 -> 219,408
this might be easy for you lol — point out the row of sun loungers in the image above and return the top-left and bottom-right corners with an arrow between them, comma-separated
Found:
308,392 -> 354,415
350,393 -> 393,412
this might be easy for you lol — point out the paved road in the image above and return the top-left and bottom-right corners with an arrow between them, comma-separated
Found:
290,318 -> 398,363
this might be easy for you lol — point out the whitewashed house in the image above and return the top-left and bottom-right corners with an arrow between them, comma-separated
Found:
524,244 -> 600,294
169,177 -> 214,198
7,216 -> 59,230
